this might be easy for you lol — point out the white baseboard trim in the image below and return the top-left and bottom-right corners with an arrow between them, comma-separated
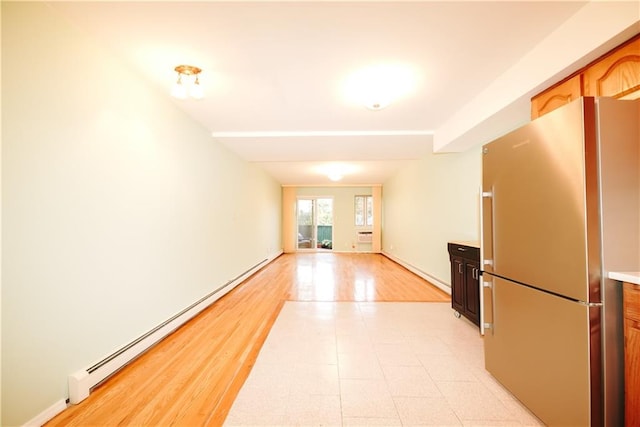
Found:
63,251 -> 283,413
381,251 -> 451,295
23,399 -> 67,427
332,250 -> 376,254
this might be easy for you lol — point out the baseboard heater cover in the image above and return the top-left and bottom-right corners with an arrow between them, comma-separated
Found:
381,251 -> 450,295
68,256 -> 275,404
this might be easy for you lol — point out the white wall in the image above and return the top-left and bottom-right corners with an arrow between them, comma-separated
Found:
382,146 -> 482,286
1,3 -> 281,425
295,186 -> 373,252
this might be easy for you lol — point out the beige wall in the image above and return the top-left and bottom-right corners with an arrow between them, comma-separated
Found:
282,187 -> 297,253
1,3 -> 281,425
382,146 -> 482,287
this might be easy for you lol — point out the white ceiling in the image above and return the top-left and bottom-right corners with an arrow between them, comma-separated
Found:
47,1 -> 635,186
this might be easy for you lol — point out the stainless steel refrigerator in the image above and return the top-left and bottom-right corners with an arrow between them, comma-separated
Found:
480,97 -> 640,426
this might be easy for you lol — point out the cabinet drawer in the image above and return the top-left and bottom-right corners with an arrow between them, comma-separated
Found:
624,282 -> 640,323
447,243 -> 480,262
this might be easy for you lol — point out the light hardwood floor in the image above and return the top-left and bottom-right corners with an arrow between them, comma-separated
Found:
46,253 -> 450,426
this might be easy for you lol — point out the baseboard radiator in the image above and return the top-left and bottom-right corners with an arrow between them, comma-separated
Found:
68,256 -> 275,404
381,251 -> 451,295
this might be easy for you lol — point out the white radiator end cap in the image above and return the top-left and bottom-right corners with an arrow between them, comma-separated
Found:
68,370 -> 91,404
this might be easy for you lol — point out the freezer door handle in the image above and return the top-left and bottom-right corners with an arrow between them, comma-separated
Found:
481,277 -> 494,335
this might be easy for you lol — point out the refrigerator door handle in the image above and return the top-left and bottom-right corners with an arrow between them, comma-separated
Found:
480,189 -> 494,269
479,186 -> 493,336
481,277 -> 494,333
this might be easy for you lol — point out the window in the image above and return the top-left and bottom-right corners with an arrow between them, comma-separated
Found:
355,195 -> 373,227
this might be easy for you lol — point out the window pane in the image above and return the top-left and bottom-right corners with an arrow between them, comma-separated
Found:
297,199 -> 313,225
355,195 -> 373,226
317,198 -> 333,225
355,196 -> 364,226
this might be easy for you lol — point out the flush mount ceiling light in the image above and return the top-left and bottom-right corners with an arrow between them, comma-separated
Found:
316,163 -> 358,182
343,64 -> 417,111
171,65 -> 204,100
328,172 -> 343,182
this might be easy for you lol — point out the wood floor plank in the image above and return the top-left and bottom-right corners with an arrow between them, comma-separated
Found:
46,253 -> 449,426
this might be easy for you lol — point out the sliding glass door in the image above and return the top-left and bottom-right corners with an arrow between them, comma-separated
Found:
296,198 -> 333,251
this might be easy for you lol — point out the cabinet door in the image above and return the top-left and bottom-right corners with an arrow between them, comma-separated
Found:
624,282 -> 640,427
464,262 -> 480,326
531,74 -> 582,119
584,36 -> 640,100
625,325 -> 640,427
451,257 -> 465,314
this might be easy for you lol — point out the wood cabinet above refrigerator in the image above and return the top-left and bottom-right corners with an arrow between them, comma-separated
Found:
531,34 -> 639,119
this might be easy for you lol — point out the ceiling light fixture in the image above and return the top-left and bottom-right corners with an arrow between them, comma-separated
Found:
343,64 -> 417,111
320,163 -> 357,182
171,65 -> 204,100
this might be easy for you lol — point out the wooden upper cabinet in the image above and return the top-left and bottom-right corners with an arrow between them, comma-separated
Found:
531,74 -> 582,119
584,36 -> 640,99
531,34 -> 640,119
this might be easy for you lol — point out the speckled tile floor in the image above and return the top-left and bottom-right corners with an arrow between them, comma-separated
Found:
224,301 -> 544,426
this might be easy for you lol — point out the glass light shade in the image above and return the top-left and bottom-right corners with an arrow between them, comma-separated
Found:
343,64 -> 416,111
363,97 -> 392,111
171,81 -> 187,99
328,173 -> 343,181
189,81 -> 204,99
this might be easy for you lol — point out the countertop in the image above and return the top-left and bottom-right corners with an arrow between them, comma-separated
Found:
448,240 -> 480,248
609,271 -> 640,286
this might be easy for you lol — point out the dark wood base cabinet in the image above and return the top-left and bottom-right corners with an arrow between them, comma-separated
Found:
448,242 -> 480,328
